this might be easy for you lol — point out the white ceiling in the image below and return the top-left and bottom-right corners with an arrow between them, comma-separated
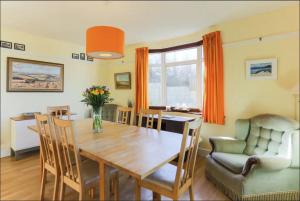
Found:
1,1 -> 297,45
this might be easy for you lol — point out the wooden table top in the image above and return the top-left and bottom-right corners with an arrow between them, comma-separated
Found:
28,119 -> 193,180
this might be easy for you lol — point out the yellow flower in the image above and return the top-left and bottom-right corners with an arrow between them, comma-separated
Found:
91,90 -> 99,95
99,89 -> 104,95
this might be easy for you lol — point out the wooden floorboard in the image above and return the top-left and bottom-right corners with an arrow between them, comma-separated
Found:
0,153 -> 229,200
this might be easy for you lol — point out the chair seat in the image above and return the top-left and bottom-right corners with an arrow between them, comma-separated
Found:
143,163 -> 181,191
81,160 -> 99,185
81,159 -> 118,186
211,152 -> 249,174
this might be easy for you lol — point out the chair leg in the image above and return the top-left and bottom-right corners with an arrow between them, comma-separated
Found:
40,153 -> 43,181
153,192 -> 161,201
135,178 -> 141,200
113,172 -> 119,201
59,178 -> 65,201
79,192 -> 83,201
79,186 -> 84,201
40,168 -> 47,201
53,174 -> 59,201
189,186 -> 194,201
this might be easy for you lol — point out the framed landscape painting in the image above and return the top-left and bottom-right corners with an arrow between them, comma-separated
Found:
7,57 -> 64,92
114,72 -> 131,89
246,58 -> 277,80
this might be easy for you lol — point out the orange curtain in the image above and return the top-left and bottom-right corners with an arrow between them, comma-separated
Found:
203,31 -> 225,125
135,47 -> 149,114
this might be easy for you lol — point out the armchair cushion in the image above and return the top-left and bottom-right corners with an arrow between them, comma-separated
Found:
244,114 -> 299,156
212,152 -> 249,174
209,137 -> 246,154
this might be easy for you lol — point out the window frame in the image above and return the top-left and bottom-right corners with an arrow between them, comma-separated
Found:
149,45 -> 204,109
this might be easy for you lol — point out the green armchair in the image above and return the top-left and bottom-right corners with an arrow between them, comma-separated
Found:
205,114 -> 300,201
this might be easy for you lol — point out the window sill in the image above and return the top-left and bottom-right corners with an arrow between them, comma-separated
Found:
149,106 -> 202,115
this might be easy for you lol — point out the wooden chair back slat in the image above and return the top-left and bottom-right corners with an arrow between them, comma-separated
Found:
174,118 -> 202,191
35,114 -> 58,168
47,105 -> 71,120
138,109 -> 162,131
53,118 -> 82,185
115,106 -> 134,125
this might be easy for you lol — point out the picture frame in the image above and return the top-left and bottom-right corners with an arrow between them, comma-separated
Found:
1,40 -> 12,49
246,58 -> 277,80
114,72 -> 131,89
7,57 -> 64,92
87,56 -> 94,62
14,43 -> 25,51
72,53 -> 79,59
80,53 -> 85,60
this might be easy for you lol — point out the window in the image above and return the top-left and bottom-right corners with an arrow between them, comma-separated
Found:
149,46 -> 204,109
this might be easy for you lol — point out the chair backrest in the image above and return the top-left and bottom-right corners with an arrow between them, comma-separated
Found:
243,114 -> 299,158
35,114 -> 59,170
115,106 -> 134,125
138,109 -> 162,131
52,118 -> 82,188
47,105 -> 70,120
174,118 -> 202,191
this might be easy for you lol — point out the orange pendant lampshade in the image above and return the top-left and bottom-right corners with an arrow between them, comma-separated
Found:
86,26 -> 124,59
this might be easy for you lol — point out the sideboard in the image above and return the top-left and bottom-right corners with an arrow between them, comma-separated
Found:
10,114 -> 79,160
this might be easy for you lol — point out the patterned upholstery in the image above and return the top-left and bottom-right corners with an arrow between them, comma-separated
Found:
206,114 -> 300,201
102,104 -> 118,122
244,114 -> 299,157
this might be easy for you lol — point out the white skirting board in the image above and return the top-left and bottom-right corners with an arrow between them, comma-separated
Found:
1,147 -> 11,158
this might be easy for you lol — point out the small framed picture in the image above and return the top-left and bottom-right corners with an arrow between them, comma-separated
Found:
0,41 -> 12,49
87,56 -> 94,62
80,53 -> 85,60
114,72 -> 131,89
14,43 -> 25,51
246,58 -> 277,80
72,53 -> 79,59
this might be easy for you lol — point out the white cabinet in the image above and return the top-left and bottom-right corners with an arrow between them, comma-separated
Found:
11,118 -> 39,160
10,114 -> 80,160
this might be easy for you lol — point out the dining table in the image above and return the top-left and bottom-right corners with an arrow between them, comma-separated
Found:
28,118 -> 192,200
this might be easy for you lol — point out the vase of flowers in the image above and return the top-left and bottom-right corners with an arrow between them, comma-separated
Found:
81,86 -> 113,133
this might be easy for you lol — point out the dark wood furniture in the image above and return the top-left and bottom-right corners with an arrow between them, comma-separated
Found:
137,113 -> 198,134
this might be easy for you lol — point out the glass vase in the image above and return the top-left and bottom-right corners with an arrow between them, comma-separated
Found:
92,107 -> 103,133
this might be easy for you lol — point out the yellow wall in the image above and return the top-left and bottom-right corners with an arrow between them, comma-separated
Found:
1,6 -> 298,156
0,28 -> 107,157
103,5 -> 299,150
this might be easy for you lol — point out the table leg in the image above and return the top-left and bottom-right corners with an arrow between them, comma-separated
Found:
99,161 -> 106,201
135,178 -> 141,200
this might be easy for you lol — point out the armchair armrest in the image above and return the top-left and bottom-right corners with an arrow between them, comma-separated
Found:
209,137 -> 246,154
242,156 -> 291,176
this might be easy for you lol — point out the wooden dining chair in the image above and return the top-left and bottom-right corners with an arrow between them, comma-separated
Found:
138,109 -> 162,131
52,117 -> 119,201
35,114 -> 60,201
47,105 -> 71,120
115,106 -> 134,125
140,118 -> 203,201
